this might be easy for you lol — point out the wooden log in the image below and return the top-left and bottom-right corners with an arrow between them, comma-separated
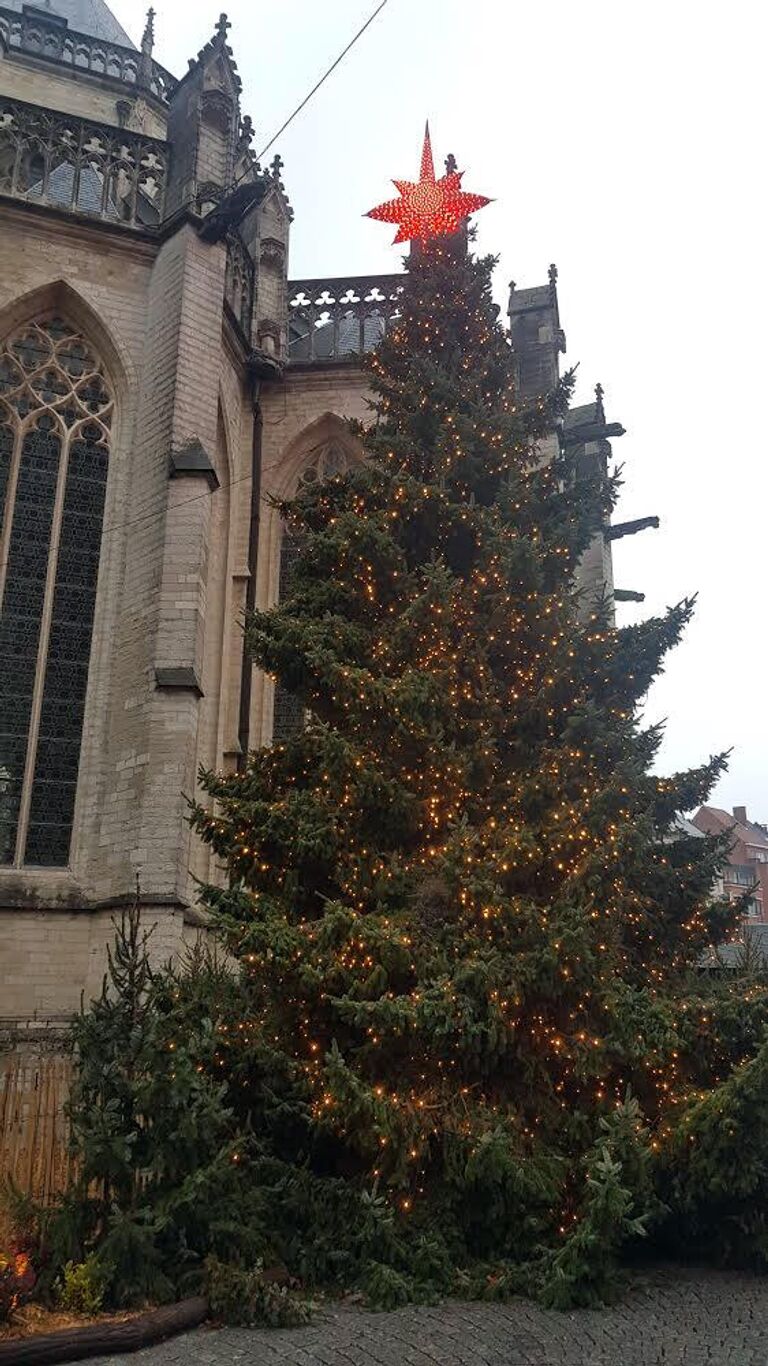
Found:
0,1296 -> 209,1366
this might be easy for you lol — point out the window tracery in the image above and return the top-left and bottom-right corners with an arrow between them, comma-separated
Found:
0,318 -> 112,867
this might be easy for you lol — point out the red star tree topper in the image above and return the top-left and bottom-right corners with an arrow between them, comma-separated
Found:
366,123 -> 491,244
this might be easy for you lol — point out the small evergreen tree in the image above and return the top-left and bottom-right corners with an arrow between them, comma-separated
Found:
26,891 -> 258,1307
190,234 -> 768,1303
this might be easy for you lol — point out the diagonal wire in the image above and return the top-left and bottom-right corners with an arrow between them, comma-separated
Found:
250,0 -> 391,169
100,464 -> 261,540
97,3 -> 394,544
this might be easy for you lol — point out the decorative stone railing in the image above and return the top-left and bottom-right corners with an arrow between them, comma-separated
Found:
287,274 -> 403,363
225,230 -> 255,339
0,96 -> 168,229
0,5 -> 177,103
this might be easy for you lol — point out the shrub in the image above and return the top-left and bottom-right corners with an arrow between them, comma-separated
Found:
56,1255 -> 105,1316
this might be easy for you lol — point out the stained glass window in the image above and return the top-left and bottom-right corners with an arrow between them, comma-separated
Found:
0,418 -> 13,528
0,319 -> 113,868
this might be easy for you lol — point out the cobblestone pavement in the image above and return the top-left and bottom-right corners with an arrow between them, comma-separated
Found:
87,1267 -> 768,1366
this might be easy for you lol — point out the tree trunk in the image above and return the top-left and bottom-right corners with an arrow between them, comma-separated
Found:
0,1296 -> 208,1365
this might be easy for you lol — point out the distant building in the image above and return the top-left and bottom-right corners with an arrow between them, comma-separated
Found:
693,806 -> 768,923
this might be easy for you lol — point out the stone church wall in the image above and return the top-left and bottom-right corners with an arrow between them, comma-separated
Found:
0,209 -> 154,1015
0,58 -> 168,140
0,209 -> 251,1015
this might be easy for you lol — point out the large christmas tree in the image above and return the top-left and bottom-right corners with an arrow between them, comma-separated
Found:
192,225 -> 768,1306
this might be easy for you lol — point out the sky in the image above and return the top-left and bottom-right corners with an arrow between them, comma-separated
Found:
111,0 -> 767,818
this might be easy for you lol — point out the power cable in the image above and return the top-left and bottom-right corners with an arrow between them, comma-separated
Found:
243,0 -> 391,177
100,463 -> 260,541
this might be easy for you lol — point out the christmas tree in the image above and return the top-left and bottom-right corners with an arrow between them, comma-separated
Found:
192,224 -> 768,1305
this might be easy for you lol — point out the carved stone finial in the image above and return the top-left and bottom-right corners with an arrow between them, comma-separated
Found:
216,12 -> 231,40
548,262 -> 558,288
444,152 -> 458,175
270,153 -> 284,182
595,381 -> 605,407
239,114 -> 254,147
138,7 -> 155,86
509,279 -> 516,293
141,7 -> 155,55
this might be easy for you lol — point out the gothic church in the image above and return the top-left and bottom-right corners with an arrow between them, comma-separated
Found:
0,3 -> 641,1061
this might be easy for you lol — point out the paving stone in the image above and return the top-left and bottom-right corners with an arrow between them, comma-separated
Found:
83,1268 -> 768,1366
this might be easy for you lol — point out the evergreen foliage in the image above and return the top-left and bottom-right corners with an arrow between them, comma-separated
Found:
205,1256 -> 313,1327
659,1035 -> 768,1267
187,233 -> 768,1305
11,897 -> 257,1308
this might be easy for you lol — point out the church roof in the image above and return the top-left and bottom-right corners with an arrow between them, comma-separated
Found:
2,0 -> 136,48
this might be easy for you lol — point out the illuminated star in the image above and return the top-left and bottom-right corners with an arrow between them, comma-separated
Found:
366,123 -> 492,244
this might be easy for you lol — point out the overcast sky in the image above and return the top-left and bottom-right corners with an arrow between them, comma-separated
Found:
113,0 -> 767,819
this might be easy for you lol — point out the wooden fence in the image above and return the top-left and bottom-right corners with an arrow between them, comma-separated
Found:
0,1023 -> 74,1210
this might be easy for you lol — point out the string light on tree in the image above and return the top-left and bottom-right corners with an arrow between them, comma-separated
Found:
189,194 -> 765,1312
366,122 -> 491,242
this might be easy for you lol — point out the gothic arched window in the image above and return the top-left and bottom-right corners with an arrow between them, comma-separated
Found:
0,318 -> 112,868
272,440 -> 350,744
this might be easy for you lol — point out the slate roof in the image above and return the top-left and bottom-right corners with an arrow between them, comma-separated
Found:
30,162 -> 160,225
3,0 -> 136,48
507,284 -> 552,314
563,401 -> 601,433
30,161 -> 112,214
